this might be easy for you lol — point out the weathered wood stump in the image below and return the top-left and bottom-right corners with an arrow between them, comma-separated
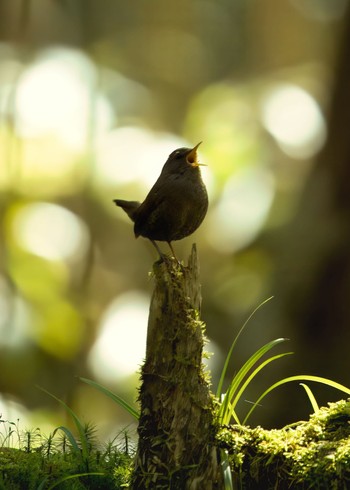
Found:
131,245 -> 222,489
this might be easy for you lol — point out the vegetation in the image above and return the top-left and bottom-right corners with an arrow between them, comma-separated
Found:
0,416 -> 133,490
2,387 -> 350,489
219,399 -> 350,489
2,293 -> 350,489
1,0 -> 349,434
1,2 -> 350,489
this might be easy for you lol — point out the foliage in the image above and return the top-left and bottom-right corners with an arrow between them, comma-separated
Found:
0,410 -> 133,489
78,300 -> 350,488
0,434 -> 132,489
217,299 -> 350,426
4,396 -> 350,489
218,399 -> 350,489
215,299 -> 350,489
79,378 -> 139,420
4,298 -> 350,488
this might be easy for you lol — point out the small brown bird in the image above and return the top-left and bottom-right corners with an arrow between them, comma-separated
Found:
114,142 -> 208,259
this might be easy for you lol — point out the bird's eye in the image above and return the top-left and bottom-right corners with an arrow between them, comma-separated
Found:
170,150 -> 181,159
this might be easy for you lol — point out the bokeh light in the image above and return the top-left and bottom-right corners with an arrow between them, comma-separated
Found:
88,291 -> 150,382
185,82 -> 263,184
15,47 -> 114,150
96,126 -> 200,189
207,167 -> 275,253
11,202 -> 89,262
0,278 -> 31,348
0,0 -> 347,436
30,299 -> 83,360
0,395 -> 29,429
261,84 -> 327,159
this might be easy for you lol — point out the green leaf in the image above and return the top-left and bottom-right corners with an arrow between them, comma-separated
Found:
53,425 -> 80,453
80,377 -> 140,420
216,296 -> 273,398
46,472 -> 104,490
37,386 -> 90,459
220,449 -> 234,490
300,383 -> 319,413
219,337 -> 289,425
243,375 -> 350,424
223,351 -> 293,425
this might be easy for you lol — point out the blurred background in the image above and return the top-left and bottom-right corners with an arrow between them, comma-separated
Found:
1,0 -> 350,439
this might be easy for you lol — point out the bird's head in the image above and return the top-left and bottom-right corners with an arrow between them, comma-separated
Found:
163,142 -> 206,174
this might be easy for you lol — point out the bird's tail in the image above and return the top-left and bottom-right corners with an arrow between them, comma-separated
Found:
113,199 -> 141,222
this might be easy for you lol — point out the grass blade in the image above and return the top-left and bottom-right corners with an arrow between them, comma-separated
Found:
220,399 -> 241,425
243,375 -> 350,424
53,425 -> 80,454
219,338 -> 288,424
216,296 -> 274,398
38,386 -> 89,459
226,351 -> 293,425
220,449 -> 233,490
47,472 -> 104,490
80,377 -> 140,420
300,383 -> 319,413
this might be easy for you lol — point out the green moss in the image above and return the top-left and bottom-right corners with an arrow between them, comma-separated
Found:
0,444 -> 133,489
218,399 -> 350,489
4,400 -> 350,489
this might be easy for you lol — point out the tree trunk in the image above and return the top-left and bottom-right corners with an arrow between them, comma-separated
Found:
131,245 -> 222,489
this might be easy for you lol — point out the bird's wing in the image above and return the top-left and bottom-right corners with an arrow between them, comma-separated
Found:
133,175 -> 180,237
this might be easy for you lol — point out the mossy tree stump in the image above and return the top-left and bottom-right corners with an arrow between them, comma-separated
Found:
131,245 -> 222,489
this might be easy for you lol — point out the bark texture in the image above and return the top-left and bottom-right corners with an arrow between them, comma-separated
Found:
131,245 -> 221,489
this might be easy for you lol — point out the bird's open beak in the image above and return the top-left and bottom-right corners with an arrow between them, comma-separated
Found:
186,142 -> 206,167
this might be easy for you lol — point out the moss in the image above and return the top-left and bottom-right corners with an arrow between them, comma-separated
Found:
0,445 -> 133,489
6,400 -> 350,489
218,399 -> 350,489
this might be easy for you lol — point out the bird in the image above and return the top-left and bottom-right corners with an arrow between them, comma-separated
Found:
114,142 -> 208,259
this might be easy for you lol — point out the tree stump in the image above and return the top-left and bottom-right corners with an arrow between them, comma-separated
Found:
131,245 -> 222,489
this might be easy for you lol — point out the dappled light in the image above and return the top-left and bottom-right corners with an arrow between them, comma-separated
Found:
11,202 -> 89,262
185,83 -> 263,185
96,126 -> 188,188
15,47 -> 113,149
0,395 -> 29,427
207,167 -> 275,253
88,291 -> 149,382
31,298 -> 83,360
0,0 -> 348,439
261,83 -> 327,159
0,282 -> 31,348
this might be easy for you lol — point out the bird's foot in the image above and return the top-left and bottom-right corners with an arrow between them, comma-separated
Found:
149,240 -> 185,269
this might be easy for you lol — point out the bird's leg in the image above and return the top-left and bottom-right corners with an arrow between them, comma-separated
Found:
149,239 -> 180,265
150,240 -> 167,260
167,241 -> 180,263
